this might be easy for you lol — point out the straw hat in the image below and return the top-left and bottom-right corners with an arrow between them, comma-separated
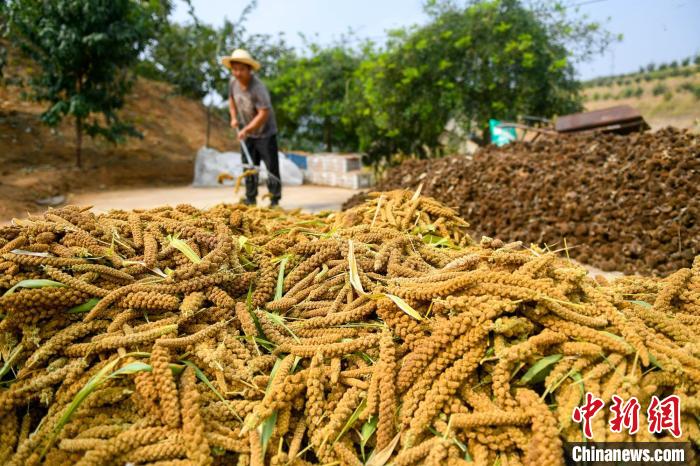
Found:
221,49 -> 261,71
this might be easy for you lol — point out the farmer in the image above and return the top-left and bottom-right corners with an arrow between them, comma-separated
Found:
222,49 -> 281,207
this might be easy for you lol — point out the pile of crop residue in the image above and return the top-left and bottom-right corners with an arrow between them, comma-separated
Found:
344,128 -> 699,276
0,190 -> 699,465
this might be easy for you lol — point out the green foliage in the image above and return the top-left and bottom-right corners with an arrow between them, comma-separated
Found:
137,21 -> 221,99
345,0 -> 612,162
619,87 -> 634,99
678,82 -> 694,93
3,0 -> 621,166
652,83 -> 669,96
138,1 -> 293,102
135,1 -> 292,147
0,1 -> 7,79
268,41 -> 360,152
677,82 -> 700,100
7,0 -> 168,167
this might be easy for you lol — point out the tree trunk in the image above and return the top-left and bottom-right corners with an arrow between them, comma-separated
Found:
75,117 -> 83,169
480,124 -> 490,146
75,76 -> 84,169
324,120 -> 332,152
206,104 -> 211,148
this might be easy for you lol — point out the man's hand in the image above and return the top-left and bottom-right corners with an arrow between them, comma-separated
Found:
237,127 -> 250,141
230,118 -> 239,130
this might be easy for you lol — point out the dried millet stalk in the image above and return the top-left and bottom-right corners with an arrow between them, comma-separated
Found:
302,353 -> 326,429
406,340 -> 486,445
401,322 -> 491,428
75,426 -> 171,466
377,330 -> 397,450
517,388 -> 564,466
151,344 -> 181,429
64,323 -> 177,356
316,386 -> 363,446
180,366 -> 212,465
156,320 -> 227,349
119,440 -> 188,464
42,265 -> 110,297
248,428 -> 264,466
251,261 -> 277,308
244,354 -> 296,431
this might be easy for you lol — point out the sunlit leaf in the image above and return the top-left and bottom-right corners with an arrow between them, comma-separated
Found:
274,257 -> 288,300
520,354 -> 562,384
0,343 -> 24,380
66,298 -> 101,314
348,240 -> 365,295
366,431 -> 401,466
334,398 -> 366,444
384,293 -> 423,321
259,411 -> 277,458
10,249 -> 52,257
180,360 -> 236,416
411,183 -> 423,200
4,279 -> 66,296
167,235 -> 201,263
360,415 -> 378,460
44,354 -> 151,456
627,300 -> 652,309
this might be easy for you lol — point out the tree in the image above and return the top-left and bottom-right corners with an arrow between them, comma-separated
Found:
268,41 -> 360,152
137,22 -> 220,100
138,1 -> 293,146
7,0 -> 169,168
349,0 -> 615,162
137,20 -> 223,146
0,0 -> 7,79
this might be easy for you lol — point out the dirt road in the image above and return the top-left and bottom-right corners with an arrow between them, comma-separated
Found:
66,184 -> 360,215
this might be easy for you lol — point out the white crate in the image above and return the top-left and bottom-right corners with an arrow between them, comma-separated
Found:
306,153 -> 362,173
338,171 -> 374,189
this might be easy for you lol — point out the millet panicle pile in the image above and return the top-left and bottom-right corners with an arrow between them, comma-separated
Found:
344,128 -> 700,276
0,189 -> 699,465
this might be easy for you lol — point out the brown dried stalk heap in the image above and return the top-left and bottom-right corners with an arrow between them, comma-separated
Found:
0,190 -> 698,465
344,128 -> 700,276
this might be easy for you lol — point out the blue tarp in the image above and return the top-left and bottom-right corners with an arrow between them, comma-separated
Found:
489,119 -> 517,146
286,152 -> 308,169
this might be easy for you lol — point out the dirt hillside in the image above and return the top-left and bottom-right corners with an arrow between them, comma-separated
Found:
582,67 -> 700,130
0,49 -> 235,219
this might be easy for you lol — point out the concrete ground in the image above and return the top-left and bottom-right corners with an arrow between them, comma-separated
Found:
65,184 -> 361,215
